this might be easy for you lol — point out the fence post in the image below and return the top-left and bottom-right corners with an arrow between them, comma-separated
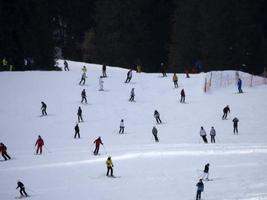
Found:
209,72 -> 212,87
250,75 -> 253,87
220,71 -> 223,87
204,77 -> 207,93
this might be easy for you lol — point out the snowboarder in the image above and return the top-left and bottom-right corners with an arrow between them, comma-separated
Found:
210,127 -> 216,143
41,101 -> 47,116
200,126 -> 208,143
79,72 -> 87,85
35,135 -> 44,155
129,88 -> 135,102
196,179 -> 204,200
81,89 -> 87,103
154,110 -> 162,124
152,126 -> 159,142
77,106 -> 83,122
102,64 -> 107,77
119,119 -> 124,134
81,66 -> 87,74
180,89 -> 185,103
74,123 -> 80,138
0,142 -> 11,160
16,180 -> 28,197
202,163 -> 210,180
222,105 -> 230,120
64,60 -> 69,71
233,117 -> 239,134
125,69 -> 133,83
237,78 -> 243,93
161,62 -> 167,77
93,137 -> 103,155
173,73 -> 178,88
99,76 -> 104,91
106,156 -> 114,177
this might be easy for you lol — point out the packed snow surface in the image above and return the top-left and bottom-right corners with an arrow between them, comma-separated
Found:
0,61 -> 267,200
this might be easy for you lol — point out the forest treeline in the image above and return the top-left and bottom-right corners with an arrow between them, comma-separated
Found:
0,0 -> 266,73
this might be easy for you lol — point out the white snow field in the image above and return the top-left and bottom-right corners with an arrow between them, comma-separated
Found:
0,60 -> 267,200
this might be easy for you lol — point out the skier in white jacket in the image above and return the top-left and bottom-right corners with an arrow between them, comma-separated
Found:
200,126 -> 208,143
119,119 -> 125,134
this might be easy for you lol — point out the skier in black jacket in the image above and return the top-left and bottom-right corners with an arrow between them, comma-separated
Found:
196,179 -> 204,200
152,126 -> 159,142
180,89 -> 185,103
81,89 -> 87,103
202,163 -> 210,180
154,110 -> 162,124
222,105 -> 230,120
232,117 -> 239,134
41,101 -> 47,116
125,69 -> 133,83
74,123 -> 80,138
16,180 -> 28,197
77,106 -> 83,122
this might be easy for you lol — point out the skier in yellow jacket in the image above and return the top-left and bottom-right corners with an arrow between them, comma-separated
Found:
173,73 -> 178,88
106,156 -> 114,177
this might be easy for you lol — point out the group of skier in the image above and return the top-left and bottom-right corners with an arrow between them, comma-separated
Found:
3,63 -> 246,199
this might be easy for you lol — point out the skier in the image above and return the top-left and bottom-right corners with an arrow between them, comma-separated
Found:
77,106 -> 83,122
16,180 -> 28,198
180,89 -> 185,103
210,127 -> 216,143
200,126 -> 208,143
222,105 -> 230,120
81,66 -> 87,74
119,119 -> 124,134
154,110 -> 162,124
41,101 -> 47,116
64,60 -> 69,71
106,156 -> 114,177
161,62 -> 167,77
237,78 -> 243,93
125,69 -> 133,83
173,73 -> 178,88
0,142 -> 11,160
35,135 -> 44,155
99,76 -> 104,91
102,64 -> 107,77
79,72 -> 87,85
185,68 -> 190,78
202,163 -> 210,180
74,123 -> 80,139
81,89 -> 87,103
93,137 -> 103,155
196,179 -> 204,200
232,117 -> 239,134
129,88 -> 135,102
152,126 -> 159,142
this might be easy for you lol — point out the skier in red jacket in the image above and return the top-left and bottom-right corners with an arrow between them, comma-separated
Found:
35,135 -> 44,155
0,142 -> 11,160
93,137 -> 103,155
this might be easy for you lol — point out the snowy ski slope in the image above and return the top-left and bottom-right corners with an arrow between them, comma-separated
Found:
0,60 -> 267,200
